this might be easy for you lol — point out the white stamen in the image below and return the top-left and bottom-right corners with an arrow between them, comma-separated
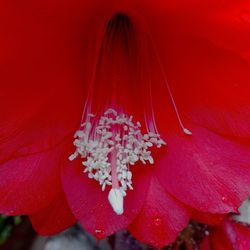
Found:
68,152 -> 78,161
69,108 -> 166,215
104,108 -> 117,116
108,188 -> 124,215
183,128 -> 192,136
147,31 -> 192,136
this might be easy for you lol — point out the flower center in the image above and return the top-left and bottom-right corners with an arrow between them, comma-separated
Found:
69,13 -> 191,215
69,108 -> 166,214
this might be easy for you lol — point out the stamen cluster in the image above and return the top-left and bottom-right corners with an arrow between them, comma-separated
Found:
69,108 -> 166,196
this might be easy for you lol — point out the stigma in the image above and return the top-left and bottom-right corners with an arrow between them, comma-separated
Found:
69,108 -> 166,215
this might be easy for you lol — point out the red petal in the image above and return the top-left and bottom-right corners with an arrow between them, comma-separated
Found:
204,219 -> 250,250
61,159 -> 151,239
30,192 -> 76,235
141,1 -> 250,142
223,220 -> 250,249
191,210 -> 225,225
156,127 -> 250,214
0,144 -> 66,215
0,0 -> 93,162
200,236 -> 211,250
128,177 -> 190,247
196,1 -> 250,63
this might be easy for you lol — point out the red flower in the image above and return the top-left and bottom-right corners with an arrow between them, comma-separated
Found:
200,218 -> 250,250
0,0 -> 250,247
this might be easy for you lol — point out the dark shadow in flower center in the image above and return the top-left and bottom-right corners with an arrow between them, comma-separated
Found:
106,13 -> 130,33
105,13 -> 131,51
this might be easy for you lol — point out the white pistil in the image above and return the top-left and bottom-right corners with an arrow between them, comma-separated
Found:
69,108 -> 166,215
108,188 -> 124,215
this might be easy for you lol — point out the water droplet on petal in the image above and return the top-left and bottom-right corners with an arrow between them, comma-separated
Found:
222,196 -> 227,202
154,217 -> 162,226
94,229 -> 105,239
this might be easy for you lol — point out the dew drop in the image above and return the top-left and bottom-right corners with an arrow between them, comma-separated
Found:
154,217 -> 162,226
94,229 -> 105,239
221,196 -> 227,202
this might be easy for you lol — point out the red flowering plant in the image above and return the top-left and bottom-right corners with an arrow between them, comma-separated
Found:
0,0 -> 250,247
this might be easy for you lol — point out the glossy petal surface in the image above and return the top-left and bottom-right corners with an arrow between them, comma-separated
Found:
201,219 -> 250,250
62,159 -> 151,239
157,127 -> 250,214
0,144 -> 67,214
129,177 -> 190,247
30,192 -> 76,235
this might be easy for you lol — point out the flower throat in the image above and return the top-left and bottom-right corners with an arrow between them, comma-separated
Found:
69,13 -> 190,215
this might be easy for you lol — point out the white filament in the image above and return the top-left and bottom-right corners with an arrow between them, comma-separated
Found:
147,31 -> 192,136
